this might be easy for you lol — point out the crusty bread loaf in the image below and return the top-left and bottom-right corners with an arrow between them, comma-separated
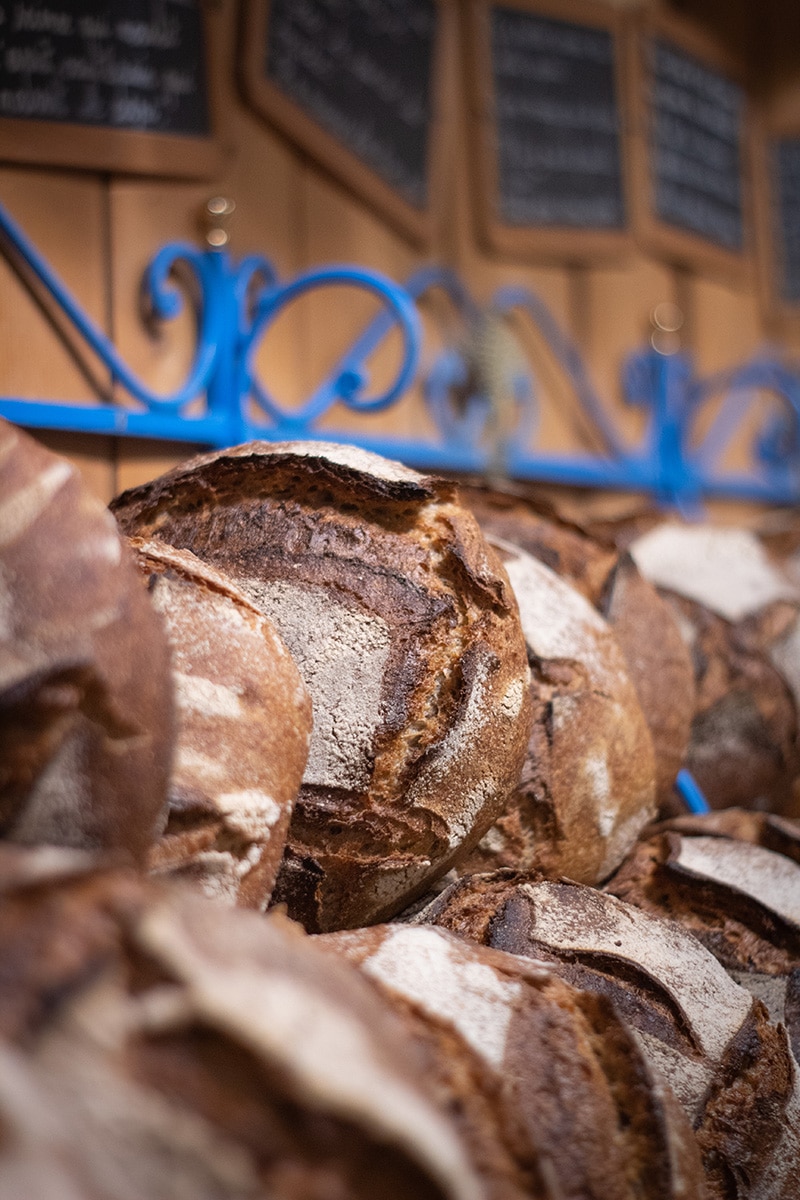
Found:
129,538 -> 312,909
0,844 -> 482,1200
457,537 -> 656,884
319,922 -> 705,1200
112,441 -> 532,931
460,485 -> 695,811
0,420 -> 173,861
630,522 -> 800,811
607,818 -> 800,1033
417,870 -> 799,1199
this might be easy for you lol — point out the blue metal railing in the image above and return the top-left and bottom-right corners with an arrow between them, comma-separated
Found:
0,195 -> 799,511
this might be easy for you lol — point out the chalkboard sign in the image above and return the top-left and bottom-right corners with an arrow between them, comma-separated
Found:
465,0 -> 631,261
630,13 -> 750,275
241,0 -> 446,247
0,0 -> 220,177
650,41 -> 744,251
772,139 -> 800,305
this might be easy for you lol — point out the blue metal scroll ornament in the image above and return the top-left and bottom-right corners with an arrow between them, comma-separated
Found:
0,199 -> 420,448
0,195 -> 799,512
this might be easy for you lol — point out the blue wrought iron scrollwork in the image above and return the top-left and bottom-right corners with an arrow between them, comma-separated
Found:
0,194 -> 799,511
0,199 -> 420,448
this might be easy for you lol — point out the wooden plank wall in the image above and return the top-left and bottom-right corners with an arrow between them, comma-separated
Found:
1,0 -> 798,512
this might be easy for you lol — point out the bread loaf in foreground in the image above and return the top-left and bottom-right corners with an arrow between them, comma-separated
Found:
129,537 -> 312,909
112,441 -> 532,931
320,922 -> 705,1200
417,870 -> 800,1199
606,814 -> 800,1057
0,844 -> 482,1200
0,420 -> 173,862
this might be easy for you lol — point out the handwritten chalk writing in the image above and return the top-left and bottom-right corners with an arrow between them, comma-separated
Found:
774,139 -> 800,303
12,4 -> 71,36
650,38 -> 744,251
490,5 -> 625,230
0,0 -> 209,136
265,0 -> 435,208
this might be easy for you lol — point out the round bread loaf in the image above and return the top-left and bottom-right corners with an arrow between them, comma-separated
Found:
417,870 -> 800,1199
111,441 -> 532,931
0,843 -> 482,1200
319,922 -> 705,1200
456,537 -> 656,884
0,419 -> 173,861
607,815 -> 800,1061
129,537 -> 312,909
630,522 -> 800,812
460,486 -> 695,812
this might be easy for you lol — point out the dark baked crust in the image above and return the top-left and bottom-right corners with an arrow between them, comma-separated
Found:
457,539 -> 656,884
606,829 -> 800,975
459,486 -> 695,810
320,922 -> 706,1200
112,442 -> 532,931
0,420 -> 173,862
418,871 -> 799,1199
661,591 -> 798,811
129,537 -> 312,909
0,844 -> 481,1200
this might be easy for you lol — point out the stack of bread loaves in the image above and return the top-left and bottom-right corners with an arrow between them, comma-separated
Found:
3,415 -> 800,1198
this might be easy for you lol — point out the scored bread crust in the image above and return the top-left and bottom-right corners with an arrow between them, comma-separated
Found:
458,538 -> 656,884
460,486 -> 695,811
319,922 -> 706,1200
129,537 -> 312,909
417,870 -> 798,1200
0,420 -> 173,861
111,441 -> 532,931
0,844 -> 481,1200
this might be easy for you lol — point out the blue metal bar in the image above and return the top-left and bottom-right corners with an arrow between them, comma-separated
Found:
1,187 -> 800,511
248,264 -> 420,428
493,284 -> 631,461
0,204 -> 219,410
675,769 -> 711,815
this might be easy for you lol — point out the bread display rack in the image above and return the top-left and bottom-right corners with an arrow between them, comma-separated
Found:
0,194 -> 799,512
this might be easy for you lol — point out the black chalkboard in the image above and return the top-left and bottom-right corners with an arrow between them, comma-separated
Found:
263,0 -> 436,210
489,5 -> 625,229
0,0 -> 209,136
773,139 -> 800,304
649,38 -> 744,253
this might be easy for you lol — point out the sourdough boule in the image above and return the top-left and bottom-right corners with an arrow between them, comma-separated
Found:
0,419 -> 173,861
457,538 -> 656,884
460,485 -> 695,812
129,537 -> 312,909
112,441 -> 532,931
0,844 -> 482,1200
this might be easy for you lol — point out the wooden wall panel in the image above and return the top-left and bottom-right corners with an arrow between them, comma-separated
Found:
582,254 -> 677,452
0,0 -> 795,520
0,167 -> 115,500
111,0 -> 307,494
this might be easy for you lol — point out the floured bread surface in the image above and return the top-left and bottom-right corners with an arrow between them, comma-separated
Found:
0,843 -> 481,1200
629,522 -> 800,812
607,823 -> 800,978
129,539 -> 312,909
319,922 -> 705,1200
418,871 -> 795,1199
112,441 -> 531,931
630,523 -> 800,623
461,486 -> 695,812
0,419 -> 173,862
459,540 -> 656,884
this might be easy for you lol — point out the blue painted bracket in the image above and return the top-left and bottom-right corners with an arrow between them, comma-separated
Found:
0,195 -> 799,510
